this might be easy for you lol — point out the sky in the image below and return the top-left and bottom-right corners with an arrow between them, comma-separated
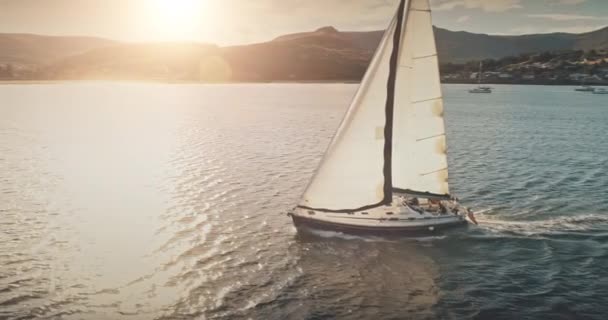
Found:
0,0 -> 607,45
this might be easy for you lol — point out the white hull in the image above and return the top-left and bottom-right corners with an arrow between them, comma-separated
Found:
290,203 -> 467,234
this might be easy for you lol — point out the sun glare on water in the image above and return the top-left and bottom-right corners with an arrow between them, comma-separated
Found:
147,0 -> 212,41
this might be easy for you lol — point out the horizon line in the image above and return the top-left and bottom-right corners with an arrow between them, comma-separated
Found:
1,24 -> 606,46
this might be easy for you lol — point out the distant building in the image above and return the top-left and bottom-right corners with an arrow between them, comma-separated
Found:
531,62 -> 548,69
522,74 -> 535,80
441,74 -> 461,80
483,71 -> 500,78
498,73 -> 512,79
569,73 -> 589,81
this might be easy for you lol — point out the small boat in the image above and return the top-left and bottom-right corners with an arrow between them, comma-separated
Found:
575,85 -> 595,92
289,0 -> 472,235
593,88 -> 608,94
469,62 -> 492,93
469,86 -> 492,94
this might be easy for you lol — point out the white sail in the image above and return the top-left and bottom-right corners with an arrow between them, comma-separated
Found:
298,7 -> 402,211
298,0 -> 449,212
392,0 -> 450,197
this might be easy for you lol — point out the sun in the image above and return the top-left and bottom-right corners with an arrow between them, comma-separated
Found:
148,0 -> 208,41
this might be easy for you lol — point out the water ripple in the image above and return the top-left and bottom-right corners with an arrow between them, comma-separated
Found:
1,84 -> 607,319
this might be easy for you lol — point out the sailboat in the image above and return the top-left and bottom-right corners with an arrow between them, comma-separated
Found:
469,62 -> 492,93
288,0 -> 471,234
575,78 -> 595,92
592,88 -> 608,94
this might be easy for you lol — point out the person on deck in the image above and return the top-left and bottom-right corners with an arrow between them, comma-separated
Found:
438,202 -> 448,214
408,197 -> 419,206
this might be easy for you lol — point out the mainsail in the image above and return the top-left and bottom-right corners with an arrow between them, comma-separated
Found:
392,0 -> 450,198
298,0 -> 449,213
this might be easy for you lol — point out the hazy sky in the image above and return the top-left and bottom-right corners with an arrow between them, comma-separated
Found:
0,0 -> 607,45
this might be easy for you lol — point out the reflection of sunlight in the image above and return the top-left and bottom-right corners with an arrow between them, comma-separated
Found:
147,0 -> 213,41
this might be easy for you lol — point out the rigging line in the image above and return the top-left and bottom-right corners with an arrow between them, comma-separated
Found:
420,167 -> 448,176
393,188 -> 451,199
416,133 -> 445,142
413,53 -> 438,60
412,96 -> 442,104
410,8 -> 431,12
393,189 -> 451,200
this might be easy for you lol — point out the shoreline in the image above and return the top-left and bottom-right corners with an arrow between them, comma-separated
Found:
1,79 -> 607,86
0,79 -> 361,85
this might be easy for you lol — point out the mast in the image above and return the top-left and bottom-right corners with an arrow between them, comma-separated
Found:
296,0 -> 451,213
382,0 -> 409,204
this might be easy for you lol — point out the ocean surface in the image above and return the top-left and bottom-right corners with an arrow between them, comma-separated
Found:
1,83 -> 607,320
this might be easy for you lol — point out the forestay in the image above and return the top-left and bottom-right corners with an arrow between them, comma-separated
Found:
298,0 -> 450,213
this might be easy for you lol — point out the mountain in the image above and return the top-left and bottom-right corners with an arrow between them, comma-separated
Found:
42,43 -> 221,81
435,26 -> 608,63
269,25 -> 608,64
223,27 -> 372,81
0,33 -> 116,65
572,26 -> 608,50
1,25 -> 607,81
224,25 -> 608,80
273,26 -> 382,52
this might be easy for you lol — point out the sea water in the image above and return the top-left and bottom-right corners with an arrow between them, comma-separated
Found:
1,83 -> 607,319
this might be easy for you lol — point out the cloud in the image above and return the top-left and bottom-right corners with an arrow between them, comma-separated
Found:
456,15 -> 471,23
433,0 -> 522,12
527,13 -> 606,21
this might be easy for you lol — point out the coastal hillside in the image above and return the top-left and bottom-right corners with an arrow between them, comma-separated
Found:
1,25 -> 607,81
441,50 -> 608,85
223,27 -> 371,82
270,25 -> 608,63
440,26 -> 608,62
0,33 -> 116,65
42,43 -> 221,81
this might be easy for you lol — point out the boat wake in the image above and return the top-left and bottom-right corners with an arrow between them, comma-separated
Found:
473,209 -> 608,236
